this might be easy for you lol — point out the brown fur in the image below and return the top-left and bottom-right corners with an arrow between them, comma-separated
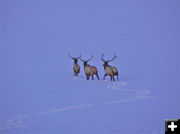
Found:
80,56 -> 99,80
73,63 -> 80,75
112,66 -> 118,75
101,54 -> 119,81
84,65 -> 99,80
68,53 -> 81,76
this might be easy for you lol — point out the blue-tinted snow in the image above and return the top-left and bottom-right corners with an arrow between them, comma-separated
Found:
0,0 -> 179,134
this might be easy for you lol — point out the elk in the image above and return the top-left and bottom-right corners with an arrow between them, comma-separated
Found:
80,56 -> 100,80
100,54 -> 119,81
68,53 -> 81,76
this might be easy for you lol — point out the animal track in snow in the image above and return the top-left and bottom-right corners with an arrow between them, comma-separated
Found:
0,81 -> 154,131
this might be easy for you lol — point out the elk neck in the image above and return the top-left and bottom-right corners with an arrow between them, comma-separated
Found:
73,59 -> 78,64
103,62 -> 110,69
83,62 -> 90,68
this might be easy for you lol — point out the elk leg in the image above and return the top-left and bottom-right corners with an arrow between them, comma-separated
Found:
86,74 -> 89,80
103,74 -> 107,80
96,73 -> 100,80
112,76 -> 115,81
116,72 -> 119,80
110,76 -> 112,81
91,75 -> 94,80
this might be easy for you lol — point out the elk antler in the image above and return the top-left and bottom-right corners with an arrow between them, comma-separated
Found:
80,56 -> 93,62
87,56 -> 93,62
80,58 -> 85,62
100,54 -> 106,62
76,54 -> 81,59
107,54 -> 117,62
100,54 -> 117,62
68,53 -> 81,60
68,53 -> 75,59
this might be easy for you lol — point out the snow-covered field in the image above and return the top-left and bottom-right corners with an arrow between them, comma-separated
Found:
0,0 -> 179,134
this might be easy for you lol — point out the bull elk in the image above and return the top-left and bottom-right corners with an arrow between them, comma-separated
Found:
100,54 -> 119,81
80,56 -> 100,80
68,53 -> 81,76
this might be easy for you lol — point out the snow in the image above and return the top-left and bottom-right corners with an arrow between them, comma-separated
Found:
0,0 -> 180,134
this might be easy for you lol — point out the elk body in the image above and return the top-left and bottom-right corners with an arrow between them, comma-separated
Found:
80,56 -> 100,80
68,53 -> 81,76
100,54 -> 119,81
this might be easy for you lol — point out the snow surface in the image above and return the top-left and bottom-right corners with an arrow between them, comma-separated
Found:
0,0 -> 180,134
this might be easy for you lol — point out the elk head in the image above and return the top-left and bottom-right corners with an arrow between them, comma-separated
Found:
68,53 -> 81,63
100,54 -> 117,67
80,56 -> 93,66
